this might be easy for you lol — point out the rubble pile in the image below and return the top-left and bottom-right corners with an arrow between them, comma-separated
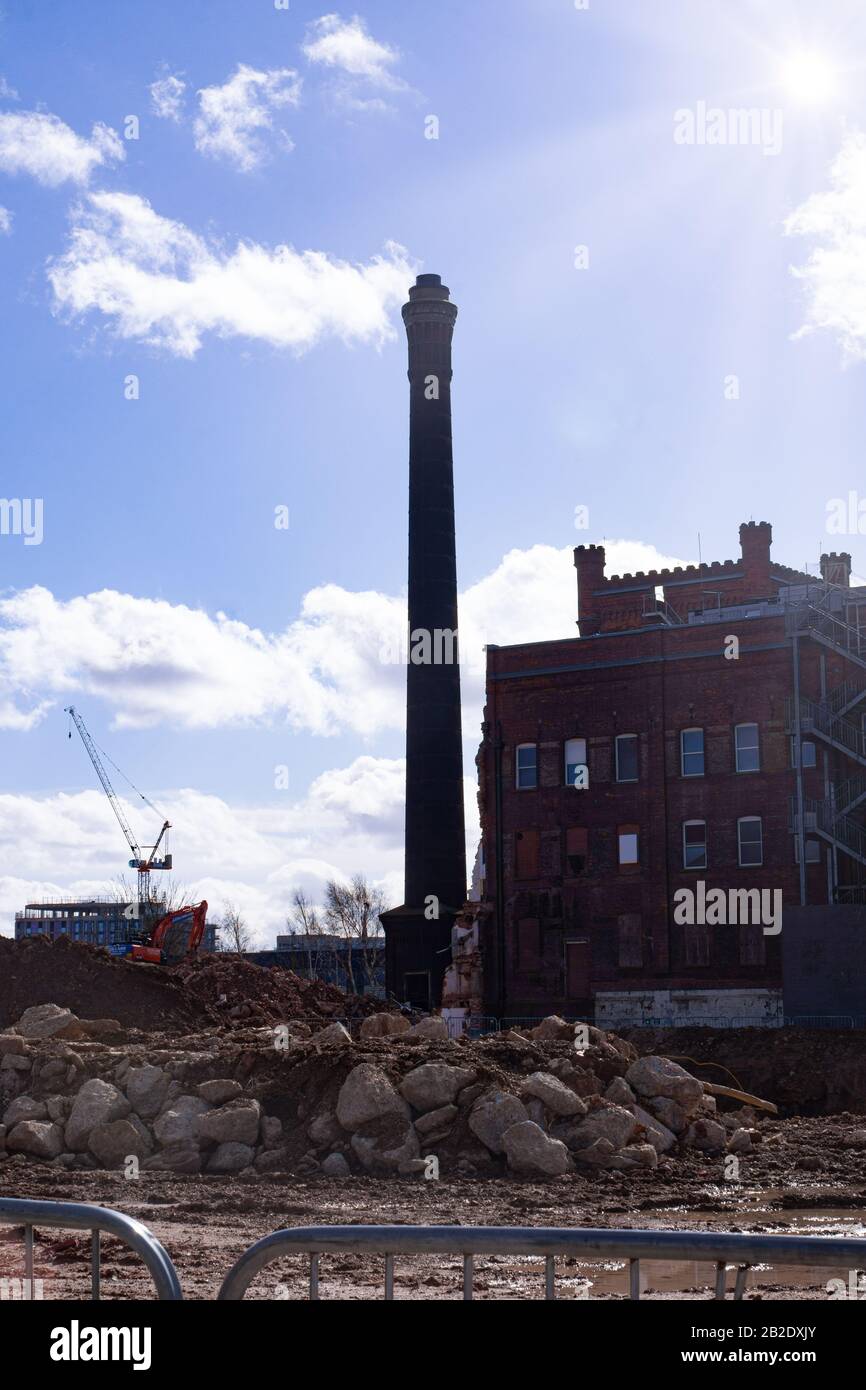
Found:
0,1007 -> 772,1181
171,953 -> 383,1026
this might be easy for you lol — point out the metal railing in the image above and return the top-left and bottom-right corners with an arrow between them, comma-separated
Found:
217,1223 -> 866,1301
785,1014 -> 866,1029
0,1198 -> 183,1301
609,1014 -> 784,1030
786,602 -> 866,669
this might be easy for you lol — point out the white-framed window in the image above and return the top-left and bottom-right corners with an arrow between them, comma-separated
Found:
615,733 -> 639,782
794,838 -> 821,864
618,827 -> 639,865
791,738 -> 817,769
735,723 -> 760,773
515,743 -> 537,790
680,728 -> 705,777
564,737 -> 587,786
683,819 -> 707,869
738,816 -> 763,866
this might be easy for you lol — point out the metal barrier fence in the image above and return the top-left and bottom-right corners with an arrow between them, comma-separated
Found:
0,1197 -> 183,1300
217,1223 -> 866,1301
2,1200 -> 864,1301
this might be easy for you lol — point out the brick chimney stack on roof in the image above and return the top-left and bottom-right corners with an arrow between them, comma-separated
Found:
820,551 -> 852,588
739,520 -> 772,591
574,543 -> 606,635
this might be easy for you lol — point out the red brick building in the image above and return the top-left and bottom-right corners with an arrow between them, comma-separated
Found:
475,522 -> 866,1026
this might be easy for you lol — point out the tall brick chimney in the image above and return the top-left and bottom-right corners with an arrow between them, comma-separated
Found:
381,273 -> 467,1009
574,543 -> 606,635
739,521 -> 772,594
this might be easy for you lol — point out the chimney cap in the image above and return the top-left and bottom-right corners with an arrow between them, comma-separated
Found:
407,273 -> 452,302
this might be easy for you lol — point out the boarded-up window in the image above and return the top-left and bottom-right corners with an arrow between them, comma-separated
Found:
515,829 -> 539,879
517,917 -> 540,969
617,913 -> 642,967
684,924 -> 710,966
738,921 -> 766,966
566,826 -> 588,875
565,939 -> 590,997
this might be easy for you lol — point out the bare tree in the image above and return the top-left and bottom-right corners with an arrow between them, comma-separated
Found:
108,873 -> 193,916
285,889 -> 326,979
323,874 -> 388,996
219,900 -> 253,955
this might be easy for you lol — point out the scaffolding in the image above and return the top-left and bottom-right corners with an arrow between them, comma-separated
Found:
785,579 -> 866,904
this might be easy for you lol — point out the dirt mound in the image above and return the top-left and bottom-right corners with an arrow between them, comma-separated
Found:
0,935 -> 194,1032
0,936 -> 387,1034
627,1026 -> 866,1115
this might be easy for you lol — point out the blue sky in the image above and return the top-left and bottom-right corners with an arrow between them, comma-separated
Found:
1,0 -> 865,940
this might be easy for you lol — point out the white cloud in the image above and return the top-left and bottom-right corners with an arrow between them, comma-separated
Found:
150,72 -> 186,122
47,190 -> 415,356
0,540 -> 688,737
0,205 -> 11,234
786,131 -> 866,362
0,757 -> 416,945
303,13 -> 400,85
0,110 -> 123,187
303,13 -> 408,112
0,78 -> 19,101
193,63 -> 301,170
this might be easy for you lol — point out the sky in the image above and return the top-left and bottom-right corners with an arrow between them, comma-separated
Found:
1,0 -> 866,942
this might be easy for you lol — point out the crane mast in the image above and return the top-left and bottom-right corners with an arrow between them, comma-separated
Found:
65,706 -> 171,919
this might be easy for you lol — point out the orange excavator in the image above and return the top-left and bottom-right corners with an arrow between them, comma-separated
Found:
131,901 -> 209,966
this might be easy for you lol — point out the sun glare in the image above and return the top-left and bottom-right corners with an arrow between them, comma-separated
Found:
779,49 -> 839,105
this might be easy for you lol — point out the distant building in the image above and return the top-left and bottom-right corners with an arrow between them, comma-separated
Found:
14,899 -> 218,954
272,932 -> 386,997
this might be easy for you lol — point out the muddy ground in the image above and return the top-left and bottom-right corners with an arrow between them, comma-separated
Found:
3,1115 -> 866,1300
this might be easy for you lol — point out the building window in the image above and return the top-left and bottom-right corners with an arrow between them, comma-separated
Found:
564,737 -> 587,787
566,826 -> 588,875
683,820 -> 707,869
680,728 -> 705,777
617,913 -> 642,967
517,918 -> 541,969
618,824 -> 639,869
515,829 -> 540,878
615,734 -> 639,782
735,723 -> 760,773
738,816 -> 763,866
516,743 -> 538,790
739,921 -> 766,966
791,738 -> 817,769
684,924 -> 711,966
402,972 -> 431,1010
794,838 -> 821,864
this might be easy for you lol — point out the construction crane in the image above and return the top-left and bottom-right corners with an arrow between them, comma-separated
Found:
65,705 -> 172,922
